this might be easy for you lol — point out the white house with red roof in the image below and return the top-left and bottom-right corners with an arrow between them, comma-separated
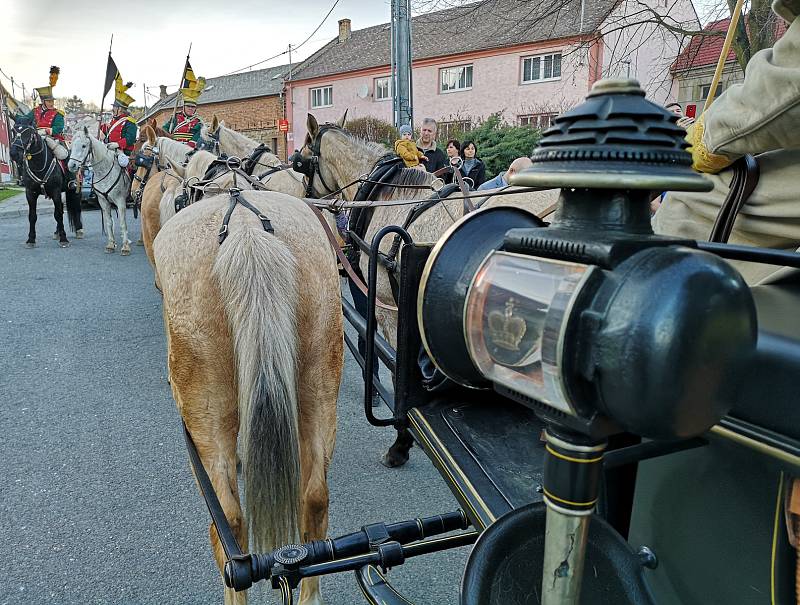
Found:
671,15 -> 788,119
285,0 -> 700,147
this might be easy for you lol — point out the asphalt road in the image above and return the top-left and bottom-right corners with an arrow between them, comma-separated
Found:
0,210 -> 469,604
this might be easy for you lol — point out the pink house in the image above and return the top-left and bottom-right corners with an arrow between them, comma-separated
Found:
285,0 -> 698,147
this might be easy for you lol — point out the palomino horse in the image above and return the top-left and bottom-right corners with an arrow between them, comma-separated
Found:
9,114 -> 83,248
204,117 -> 306,197
295,113 -> 558,467
68,126 -> 134,255
153,189 -> 342,605
131,127 -> 194,265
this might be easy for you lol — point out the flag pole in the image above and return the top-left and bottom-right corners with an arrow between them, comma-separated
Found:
97,34 -> 113,138
169,43 -> 192,128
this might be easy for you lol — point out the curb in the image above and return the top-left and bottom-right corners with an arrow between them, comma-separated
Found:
0,203 -> 55,220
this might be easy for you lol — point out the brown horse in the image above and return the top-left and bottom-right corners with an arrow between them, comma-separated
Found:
295,113 -> 558,467
153,188 -> 342,605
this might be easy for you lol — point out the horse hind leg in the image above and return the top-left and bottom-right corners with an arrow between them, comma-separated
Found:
166,323 -> 246,605
99,199 -> 116,252
52,191 -> 69,247
118,197 -> 131,256
382,427 -> 414,468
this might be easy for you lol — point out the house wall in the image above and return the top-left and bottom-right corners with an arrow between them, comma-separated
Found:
147,94 -> 287,158
287,37 -> 597,146
673,62 -> 744,115
599,0 -> 700,105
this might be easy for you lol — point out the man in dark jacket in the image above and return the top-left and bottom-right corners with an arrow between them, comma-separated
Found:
417,117 -> 446,173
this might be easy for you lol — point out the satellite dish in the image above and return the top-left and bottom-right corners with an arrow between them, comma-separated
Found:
356,84 -> 370,99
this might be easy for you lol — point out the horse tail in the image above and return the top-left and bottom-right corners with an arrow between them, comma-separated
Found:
212,216 -> 300,553
65,189 -> 82,234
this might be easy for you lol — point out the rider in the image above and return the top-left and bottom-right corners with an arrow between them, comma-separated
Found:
100,82 -> 138,166
653,0 -> 800,285
25,66 -> 76,189
162,78 -> 206,148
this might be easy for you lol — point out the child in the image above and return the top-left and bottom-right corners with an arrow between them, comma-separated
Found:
394,124 -> 427,168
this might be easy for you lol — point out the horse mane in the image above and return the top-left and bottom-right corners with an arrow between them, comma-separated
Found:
156,136 -> 193,167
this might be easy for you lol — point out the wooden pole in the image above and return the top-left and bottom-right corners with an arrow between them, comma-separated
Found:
169,43 -> 192,129
702,0 -> 745,115
97,34 -> 113,138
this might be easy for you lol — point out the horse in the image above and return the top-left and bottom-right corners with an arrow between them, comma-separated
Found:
153,186 -> 342,605
9,114 -> 83,248
68,125 -> 134,255
294,112 -> 559,467
203,117 -> 306,197
131,126 -> 194,266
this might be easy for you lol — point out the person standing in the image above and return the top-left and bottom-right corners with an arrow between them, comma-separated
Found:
459,140 -> 486,189
417,117 -> 446,173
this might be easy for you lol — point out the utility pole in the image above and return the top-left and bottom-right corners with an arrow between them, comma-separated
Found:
390,0 -> 413,129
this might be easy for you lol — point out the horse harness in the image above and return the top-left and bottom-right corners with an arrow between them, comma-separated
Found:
218,188 -> 274,245
12,126 -> 60,191
77,140 -> 130,207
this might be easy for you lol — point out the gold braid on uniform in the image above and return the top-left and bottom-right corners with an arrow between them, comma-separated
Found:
686,114 -> 736,174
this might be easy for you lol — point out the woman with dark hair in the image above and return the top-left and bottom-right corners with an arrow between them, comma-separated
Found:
459,140 -> 486,188
442,138 -> 461,183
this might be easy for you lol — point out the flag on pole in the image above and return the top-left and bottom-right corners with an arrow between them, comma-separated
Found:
180,60 -> 206,104
103,54 -> 119,99
182,61 -> 197,90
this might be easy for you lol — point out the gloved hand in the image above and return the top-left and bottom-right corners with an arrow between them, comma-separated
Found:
37,128 -> 52,136
685,114 -> 736,174
107,142 -> 120,151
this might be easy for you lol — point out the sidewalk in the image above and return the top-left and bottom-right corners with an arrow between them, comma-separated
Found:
0,190 -> 55,220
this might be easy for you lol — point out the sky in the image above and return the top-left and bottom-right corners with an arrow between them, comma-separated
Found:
0,0 -> 393,107
1,0 -> 723,108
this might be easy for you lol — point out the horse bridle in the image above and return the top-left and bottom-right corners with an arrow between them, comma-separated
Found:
289,124 -> 342,198
12,125 -> 57,186
132,145 -> 167,205
72,136 -> 129,202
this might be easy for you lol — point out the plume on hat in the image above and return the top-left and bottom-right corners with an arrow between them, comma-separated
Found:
49,66 -> 60,87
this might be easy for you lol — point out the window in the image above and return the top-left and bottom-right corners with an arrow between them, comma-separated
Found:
438,120 -> 472,139
700,83 -> 724,100
311,86 -> 333,109
519,113 -> 557,129
374,77 -> 390,101
522,53 -> 562,83
440,65 -> 473,93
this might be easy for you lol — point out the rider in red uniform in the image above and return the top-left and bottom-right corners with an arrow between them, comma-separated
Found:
100,98 -> 138,157
26,66 -> 74,187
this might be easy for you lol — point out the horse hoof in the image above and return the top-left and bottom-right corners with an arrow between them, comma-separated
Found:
25,242 -> 36,249
381,449 -> 409,468
59,241 -> 70,248
136,239 -> 144,246
121,249 -> 131,256
105,247 -> 115,254
76,229 -> 85,239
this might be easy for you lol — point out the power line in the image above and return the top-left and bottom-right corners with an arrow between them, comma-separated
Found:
219,0 -> 341,77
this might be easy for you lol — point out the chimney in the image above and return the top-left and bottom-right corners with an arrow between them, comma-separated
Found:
338,18 -> 351,43
159,85 -> 167,100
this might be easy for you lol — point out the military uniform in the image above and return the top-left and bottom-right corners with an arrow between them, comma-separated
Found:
30,104 -> 65,141
101,110 -> 138,156
163,110 -> 203,148
653,0 -> 800,284
27,67 -> 70,161
163,65 -> 206,148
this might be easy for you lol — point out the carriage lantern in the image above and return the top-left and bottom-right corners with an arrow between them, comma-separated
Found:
418,79 -> 758,603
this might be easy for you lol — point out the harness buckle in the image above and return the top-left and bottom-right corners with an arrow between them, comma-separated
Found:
218,224 -> 229,244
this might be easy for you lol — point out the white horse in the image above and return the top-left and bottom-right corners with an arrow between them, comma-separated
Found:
68,126 -> 133,255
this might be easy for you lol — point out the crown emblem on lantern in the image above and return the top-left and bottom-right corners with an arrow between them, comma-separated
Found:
488,299 -> 526,351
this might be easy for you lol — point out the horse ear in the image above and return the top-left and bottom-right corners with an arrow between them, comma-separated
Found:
212,115 -> 219,131
337,109 -> 348,128
168,160 -> 185,178
146,125 -> 156,145
307,113 -> 319,137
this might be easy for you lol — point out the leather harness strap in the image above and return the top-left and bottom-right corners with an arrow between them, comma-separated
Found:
305,200 -> 399,312
218,189 -> 274,245
709,154 -> 760,244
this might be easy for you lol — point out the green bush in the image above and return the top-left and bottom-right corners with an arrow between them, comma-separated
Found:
439,113 -> 543,178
